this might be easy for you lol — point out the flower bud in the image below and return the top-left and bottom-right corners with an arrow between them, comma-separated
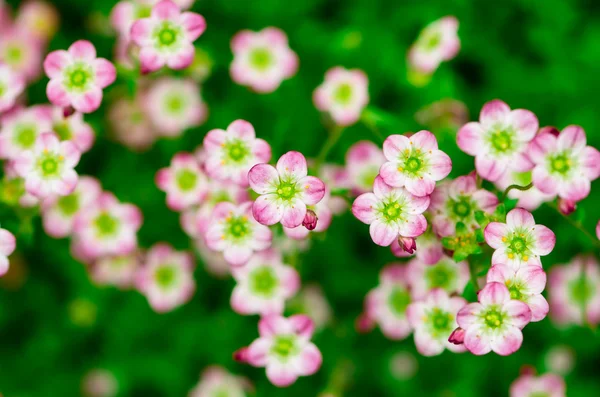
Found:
302,209 -> 318,231
397,236 -> 417,254
448,327 -> 465,345
538,126 -> 560,136
558,198 -> 576,215
355,313 -> 375,334
233,347 -> 249,363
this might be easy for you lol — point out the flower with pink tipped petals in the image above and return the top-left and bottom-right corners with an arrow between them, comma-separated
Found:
73,192 -> 142,259
143,77 -> 207,137
0,63 -> 25,113
345,140 -> 385,194
41,176 -> 102,238
484,208 -> 555,269
528,125 -> 600,202
548,255 -> 600,327
495,170 -> 554,211
203,120 -> 271,186
0,105 -> 53,159
0,227 -> 16,276
391,229 -> 444,265
249,151 -> 326,228
13,133 -> 81,198
406,256 -> 469,300
204,201 -> 272,266
408,16 -> 460,74
242,314 -> 322,387
130,0 -> 206,73
0,27 -> 43,81
487,264 -> 549,322
231,249 -> 300,316
50,107 -> 95,153
156,152 -> 208,211
135,243 -> 195,312
352,176 -> 429,247
363,264 -> 413,340
189,366 -> 250,397
380,130 -> 452,196
43,40 -> 116,113
510,373 -> 566,397
313,67 -> 368,126
230,27 -> 298,93
283,187 -> 334,240
407,288 -> 467,356
430,173 -> 498,237
16,0 -> 59,42
91,253 -> 140,289
108,97 -> 157,151
457,100 -> 538,182
457,282 -> 532,356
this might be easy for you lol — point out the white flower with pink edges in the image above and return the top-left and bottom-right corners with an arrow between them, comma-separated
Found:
0,105 -> 53,159
408,16 -> 460,74
510,373 -> 566,397
189,366 -> 250,397
0,27 -> 43,82
156,152 -> 208,211
406,256 -> 469,300
50,107 -> 95,153
91,253 -> 140,290
313,67 -> 368,126
0,227 -> 16,276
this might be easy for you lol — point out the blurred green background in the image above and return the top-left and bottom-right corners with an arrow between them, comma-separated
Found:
2,0 -> 600,395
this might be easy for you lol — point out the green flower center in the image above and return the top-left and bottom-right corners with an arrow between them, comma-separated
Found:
176,169 -> 197,191
276,181 -> 298,201
14,124 -> 38,149
155,265 -> 176,289
0,83 -> 6,97
398,148 -> 427,176
504,230 -> 533,261
549,152 -> 574,176
427,308 -> 453,335
425,262 -> 456,290
154,22 -> 182,48
94,212 -> 119,236
249,48 -> 273,71
4,45 -> 22,65
506,280 -> 525,300
37,154 -> 63,178
360,168 -> 379,189
388,287 -> 411,316
424,33 -> 441,50
57,193 -> 80,216
213,390 -> 231,397
333,83 -> 353,105
271,335 -> 298,359
569,276 -> 595,304
489,130 -> 514,154
249,266 -> 279,297
529,393 -> 550,397
134,5 -> 152,19
225,215 -> 251,240
380,199 -> 405,222
64,63 -> 94,92
482,307 -> 505,329
224,139 -> 250,163
53,122 -> 73,141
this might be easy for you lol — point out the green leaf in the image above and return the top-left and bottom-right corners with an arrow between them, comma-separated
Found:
503,198 -> 519,212
462,281 -> 477,301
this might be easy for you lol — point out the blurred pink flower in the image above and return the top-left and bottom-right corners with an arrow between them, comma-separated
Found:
408,16 -> 460,74
156,152 -> 208,211
406,256 -> 469,300
0,227 -> 16,276
313,67 -> 369,126
0,105 -> 53,159
0,63 -> 25,113
510,373 -> 566,397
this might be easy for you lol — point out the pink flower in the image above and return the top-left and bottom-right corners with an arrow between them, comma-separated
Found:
73,192 -> 142,259
240,315 -> 322,387
0,27 -> 43,81
249,151 -> 326,228
363,264 -> 413,340
408,16 -> 460,74
156,152 -> 208,211
407,288 -> 467,356
189,366 -> 250,397
345,140 -> 385,194
50,107 -> 95,153
231,249 -> 300,316
13,133 -> 81,198
406,256 -> 469,300
391,229 -> 444,265
548,256 -> 600,327
0,63 -> 25,113
130,0 -> 206,73
313,67 -> 369,126
142,77 -> 207,137
110,1 -> 153,40
204,201 -> 272,266
457,282 -> 532,355
293,284 -> 332,331
283,187 -> 335,239
510,373 -> 566,397
484,208 -> 556,269
457,100 -> 538,182
91,253 -> 140,290
380,130 -> 452,196
230,27 -> 298,93
135,243 -> 195,312
528,125 -> 600,202
0,227 -> 16,276
487,264 -> 549,322
108,97 -> 157,151
15,0 -> 59,42
41,176 -> 102,238
0,105 -> 53,159
352,176 -> 429,247
203,119 -> 271,186
495,170 -> 554,211
43,40 -> 116,113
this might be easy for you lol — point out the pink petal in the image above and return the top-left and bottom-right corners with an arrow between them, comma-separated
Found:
527,132 -> 557,164
558,176 -> 590,202
0,229 -> 16,256
532,166 -> 559,195
295,343 -> 322,376
582,146 -> 600,180
68,40 -> 96,61
464,325 -> 492,355
180,12 -> 206,41
414,330 -> 445,356
71,87 -> 102,114
223,245 -> 252,266
130,18 -> 154,46
478,282 -> 510,306
246,338 -> 270,366
405,177 -> 435,197
289,314 -> 315,338
280,200 -> 307,228
379,161 -> 406,188
52,169 -> 78,195
372,175 -> 393,198
428,150 -> 452,180
93,58 -> 116,88
36,133 -> 60,152
203,128 -> 226,150
517,265 -> 546,294
298,176 -> 325,205
276,151 -> 307,179
152,0 -> 180,20
511,152 -> 534,172
266,364 -> 298,387
139,47 -> 165,73
166,44 -> 195,70
352,193 -> 378,224
227,119 -> 255,140
231,30 -> 254,53
410,130 -> 438,151
506,208 -> 535,229
252,138 -> 272,163
479,99 -> 510,128
484,222 -> 509,248
258,315 -> 292,337
475,156 -> 506,182
406,302 -> 427,327
43,50 -> 70,78
46,79 -> 70,107
530,225 -> 555,256
397,214 -> 428,238
557,125 -> 586,151
527,294 -> 549,322
486,264 -> 512,283
456,122 -> 484,156
405,194 -> 430,214
510,109 -> 538,141
252,194 -> 283,225
248,163 -> 279,194
504,300 -> 532,328
382,134 -> 410,160
490,326 -> 523,356
60,141 -> 81,167
26,175 -> 51,198
369,219 -> 398,246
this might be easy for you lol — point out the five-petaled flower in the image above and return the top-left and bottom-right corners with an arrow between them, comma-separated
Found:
408,16 -> 460,74
313,67 -> 369,126
156,152 -> 208,211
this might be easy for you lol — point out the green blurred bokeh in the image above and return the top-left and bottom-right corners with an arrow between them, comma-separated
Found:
1,0 -> 600,395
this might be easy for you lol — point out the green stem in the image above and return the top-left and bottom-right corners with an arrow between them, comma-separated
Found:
467,258 -> 480,291
546,202 -> 600,249
314,125 -> 344,172
501,183 -> 533,201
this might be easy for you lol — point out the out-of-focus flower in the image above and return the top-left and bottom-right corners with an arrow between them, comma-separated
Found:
205,201 -> 272,266
237,314 -> 322,387
231,249 -> 300,316
249,151 -> 326,228
529,125 -> 600,203
289,284 -> 332,331
391,229 -> 444,265
484,208 -> 555,269
73,192 -> 142,259
407,288 -> 467,356
110,0 -> 153,40
389,351 -> 418,381
130,0 -> 206,73
108,96 -> 157,151
41,176 -> 101,238
156,152 -> 207,211
187,47 -> 213,82
91,252 -> 140,289
406,256 -> 469,300
495,170 -> 554,212
380,130 -> 452,196
195,238 -> 230,278
143,77 -> 207,137
0,27 -> 43,81
135,243 -> 195,312
313,67 -> 368,126
0,105 -> 53,159
16,0 -> 59,42
0,163 -> 39,207
457,282 -> 532,356
457,100 -> 538,182
81,368 -> 118,397
189,366 -> 250,397
14,133 -> 81,198
408,16 -> 459,74
345,140 -> 385,194
487,264 -> 548,322
549,255 -> 600,327
50,107 -> 95,153
545,346 -> 575,376
415,98 -> 469,131
203,119 -> 271,187
0,63 -> 25,113
352,176 -> 429,247
509,373 -> 566,397
0,227 -> 16,276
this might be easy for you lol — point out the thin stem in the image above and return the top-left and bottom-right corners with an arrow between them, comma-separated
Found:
314,125 -> 344,172
501,183 -> 533,201
467,258 -> 480,291
546,202 -> 600,249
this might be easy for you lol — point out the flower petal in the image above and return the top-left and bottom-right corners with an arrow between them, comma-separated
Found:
530,224 -> 555,256
480,99 -> 510,128
456,122 -> 484,156
510,109 -> 538,141
484,222 -> 509,248
532,166 -> 558,195
428,150 -> 452,180
43,50 -> 70,78
582,146 -> 600,181
289,314 -> 315,339
352,193 -> 378,224
557,125 -> 586,151
490,325 -> 523,356
294,343 -> 322,376
405,177 -> 435,197
46,79 -> 70,107
457,302 -> 484,328
475,156 -> 506,182
397,214 -> 428,238
93,58 -> 116,88
383,134 -> 410,160
276,151 -> 307,179
464,325 -> 492,355
223,245 -> 252,266
252,194 -> 283,225
526,294 -> 549,322
298,176 -> 325,205
166,43 -> 195,70
369,219 -> 398,246
379,161 -> 405,187
71,87 -> 102,114
266,363 -> 298,387
280,199 -> 307,228
180,12 -> 206,41
478,282 -> 510,306
152,0 -> 180,20
528,132 -> 557,164
68,40 -> 96,61
506,208 -> 535,229
248,164 -> 278,194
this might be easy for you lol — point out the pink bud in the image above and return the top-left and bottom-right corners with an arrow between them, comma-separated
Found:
596,220 -> 600,240
397,236 -> 417,254
355,313 -> 375,334
558,198 -> 576,215
233,347 -> 249,363
538,126 -> 560,136
63,105 -> 75,118
519,365 -> 537,376
302,209 -> 318,231
448,327 -> 465,345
